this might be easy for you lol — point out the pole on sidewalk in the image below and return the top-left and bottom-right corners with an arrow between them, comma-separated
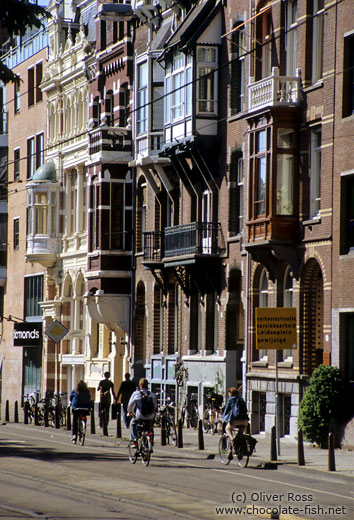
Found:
328,432 -> 336,471
270,425 -> 277,461
297,429 -> 305,466
177,418 -> 183,448
198,419 -> 204,450
24,401 -> 29,424
161,415 -> 167,446
66,406 -> 71,431
14,401 -> 19,423
5,400 -> 9,422
90,401 -> 96,434
116,403 -> 122,439
55,404 -> 60,429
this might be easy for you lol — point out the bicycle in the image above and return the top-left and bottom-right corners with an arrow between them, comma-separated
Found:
203,403 -> 223,435
160,400 -> 177,446
72,408 -> 90,446
218,427 -> 257,468
128,420 -> 153,466
182,396 -> 199,429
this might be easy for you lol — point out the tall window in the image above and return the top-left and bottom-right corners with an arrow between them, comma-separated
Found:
282,267 -> 294,360
340,174 -> 354,254
255,4 -> 273,80
230,22 -> 246,113
190,290 -> 201,353
35,62 -> 43,103
285,0 -> 297,76
229,153 -> 244,236
197,47 -> 217,114
13,218 -> 19,249
257,268 -> 268,360
14,80 -> 20,113
136,177 -> 146,252
36,133 -> 44,169
28,67 -> 35,107
276,129 -> 295,215
342,34 -> 354,118
311,0 -> 324,84
137,62 -> 148,135
27,137 -> 35,178
152,59 -> 164,131
251,128 -> 269,217
14,148 -> 20,180
309,126 -> 321,218
110,182 -> 124,249
25,275 -> 44,318
165,52 -> 192,123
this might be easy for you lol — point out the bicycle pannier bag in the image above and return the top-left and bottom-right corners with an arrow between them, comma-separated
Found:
140,391 -> 154,415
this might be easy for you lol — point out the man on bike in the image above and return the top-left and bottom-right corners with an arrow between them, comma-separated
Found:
97,371 -> 116,434
222,387 -> 249,459
127,378 -> 157,449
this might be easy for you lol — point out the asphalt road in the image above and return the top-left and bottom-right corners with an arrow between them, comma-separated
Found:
0,423 -> 353,520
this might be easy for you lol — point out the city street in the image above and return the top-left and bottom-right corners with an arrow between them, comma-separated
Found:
0,423 -> 353,520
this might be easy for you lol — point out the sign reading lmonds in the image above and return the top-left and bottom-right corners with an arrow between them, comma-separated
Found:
256,308 -> 296,350
13,322 -> 43,347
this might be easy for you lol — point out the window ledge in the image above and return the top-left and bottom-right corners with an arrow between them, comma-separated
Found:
339,249 -> 354,259
302,217 -> 321,227
342,113 -> 354,123
277,361 -> 293,369
227,233 -> 242,243
227,111 -> 246,123
251,360 -> 268,368
303,80 -> 323,94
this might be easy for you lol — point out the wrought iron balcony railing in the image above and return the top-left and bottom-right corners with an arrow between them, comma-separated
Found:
248,67 -> 302,113
143,222 -> 224,263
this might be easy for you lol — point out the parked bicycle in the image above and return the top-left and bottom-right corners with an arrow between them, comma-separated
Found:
218,427 -> 257,468
23,393 -> 42,424
202,394 -> 223,435
128,420 -> 153,466
160,398 -> 177,445
182,394 -> 199,429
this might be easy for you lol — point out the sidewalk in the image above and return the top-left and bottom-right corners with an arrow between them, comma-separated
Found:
105,421 -> 354,478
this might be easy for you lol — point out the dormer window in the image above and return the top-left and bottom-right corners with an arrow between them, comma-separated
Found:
197,47 -> 217,114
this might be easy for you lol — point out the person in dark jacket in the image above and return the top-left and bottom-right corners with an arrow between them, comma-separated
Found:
116,373 -> 136,427
70,380 -> 91,443
97,371 -> 116,432
222,387 -> 249,442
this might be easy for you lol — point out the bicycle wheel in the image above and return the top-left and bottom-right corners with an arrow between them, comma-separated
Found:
141,435 -> 151,467
234,436 -> 249,468
128,441 -> 138,463
79,419 -> 86,446
219,434 -> 232,465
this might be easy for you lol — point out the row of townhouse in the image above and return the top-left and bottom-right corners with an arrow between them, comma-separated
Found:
0,0 -> 353,440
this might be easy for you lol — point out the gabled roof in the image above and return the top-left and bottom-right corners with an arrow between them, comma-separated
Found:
163,0 -> 220,54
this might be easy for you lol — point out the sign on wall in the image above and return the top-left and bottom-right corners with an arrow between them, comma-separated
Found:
13,322 -> 43,347
256,307 -> 296,350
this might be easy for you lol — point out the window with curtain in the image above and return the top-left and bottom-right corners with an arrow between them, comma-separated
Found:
197,47 -> 217,114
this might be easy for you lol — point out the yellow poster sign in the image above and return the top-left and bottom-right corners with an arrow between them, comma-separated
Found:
256,308 -> 296,350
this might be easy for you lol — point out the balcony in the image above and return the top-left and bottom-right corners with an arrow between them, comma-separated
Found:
248,67 -> 302,113
143,222 -> 224,266
88,124 -> 132,163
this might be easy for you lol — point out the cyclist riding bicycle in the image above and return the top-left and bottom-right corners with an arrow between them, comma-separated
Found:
222,387 -> 249,457
127,378 -> 157,450
70,380 -> 91,443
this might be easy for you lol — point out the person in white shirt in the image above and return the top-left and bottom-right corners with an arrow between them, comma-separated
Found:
127,377 -> 157,448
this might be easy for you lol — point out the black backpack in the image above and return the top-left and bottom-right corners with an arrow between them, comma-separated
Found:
231,396 -> 248,420
140,391 -> 155,416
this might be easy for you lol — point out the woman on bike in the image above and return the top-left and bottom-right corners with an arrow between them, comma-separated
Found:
70,381 -> 91,443
222,387 -> 249,442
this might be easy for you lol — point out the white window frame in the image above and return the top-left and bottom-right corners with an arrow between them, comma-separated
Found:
309,126 -> 321,219
165,52 -> 192,124
285,0 -> 297,77
137,61 -> 148,135
312,0 -> 324,84
197,46 -> 218,115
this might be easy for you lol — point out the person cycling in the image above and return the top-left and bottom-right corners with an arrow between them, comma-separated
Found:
70,380 -> 91,443
222,387 -> 248,456
127,377 -> 157,449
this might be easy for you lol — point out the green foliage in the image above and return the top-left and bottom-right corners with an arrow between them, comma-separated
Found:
298,365 -> 343,447
0,0 -> 51,85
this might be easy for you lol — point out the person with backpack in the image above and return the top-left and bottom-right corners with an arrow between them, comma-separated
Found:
127,377 -> 157,449
222,387 -> 249,442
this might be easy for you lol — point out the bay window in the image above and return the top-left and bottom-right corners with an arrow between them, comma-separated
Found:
197,47 -> 217,114
276,129 -> 295,215
165,52 -> 192,123
137,62 -> 148,135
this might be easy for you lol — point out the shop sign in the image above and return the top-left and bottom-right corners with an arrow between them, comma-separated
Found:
13,322 -> 42,347
256,307 -> 296,350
